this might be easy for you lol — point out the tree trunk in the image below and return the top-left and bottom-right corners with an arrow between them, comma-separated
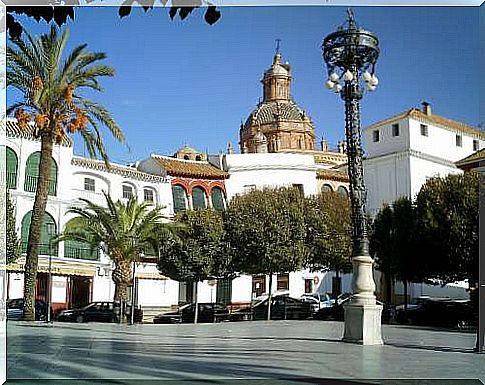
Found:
403,279 -> 408,312
112,257 -> 132,324
194,282 -> 199,324
267,273 -> 273,321
332,270 -> 342,299
23,135 -> 54,321
385,273 -> 392,305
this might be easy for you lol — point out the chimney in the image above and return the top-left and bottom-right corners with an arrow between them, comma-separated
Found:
422,101 -> 431,116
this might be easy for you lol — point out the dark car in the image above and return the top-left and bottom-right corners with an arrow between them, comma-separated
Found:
230,295 -> 312,321
395,298 -> 477,329
153,303 -> 230,324
7,298 -> 52,321
58,301 -> 143,323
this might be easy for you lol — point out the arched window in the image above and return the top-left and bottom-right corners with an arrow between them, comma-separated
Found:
6,146 -> 18,189
24,152 -> 58,196
63,218 -> 98,260
172,185 -> 187,213
211,187 -> 225,211
183,155 -> 190,160
195,155 -> 202,161
337,186 -> 349,198
321,184 -> 333,193
21,211 -> 58,256
192,186 -> 207,210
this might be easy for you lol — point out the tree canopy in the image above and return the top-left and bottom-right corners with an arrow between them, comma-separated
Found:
224,187 -> 308,277
415,171 -> 479,284
157,209 -> 230,283
304,192 -> 352,274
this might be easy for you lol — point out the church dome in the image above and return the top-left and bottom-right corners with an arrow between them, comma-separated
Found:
246,100 -> 310,127
254,130 -> 267,143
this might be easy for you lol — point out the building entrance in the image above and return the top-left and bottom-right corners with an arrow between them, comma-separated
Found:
69,276 -> 92,309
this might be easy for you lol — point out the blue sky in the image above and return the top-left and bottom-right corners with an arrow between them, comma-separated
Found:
10,6 -> 481,165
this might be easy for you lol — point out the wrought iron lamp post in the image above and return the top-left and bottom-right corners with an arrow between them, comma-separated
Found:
322,8 -> 383,345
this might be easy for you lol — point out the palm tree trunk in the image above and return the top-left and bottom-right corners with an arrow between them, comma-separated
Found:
23,135 -> 54,321
112,257 -> 132,324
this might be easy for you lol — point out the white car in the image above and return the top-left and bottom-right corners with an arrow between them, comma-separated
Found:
300,293 -> 334,313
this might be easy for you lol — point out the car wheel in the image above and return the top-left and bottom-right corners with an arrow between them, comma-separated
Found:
75,315 -> 84,323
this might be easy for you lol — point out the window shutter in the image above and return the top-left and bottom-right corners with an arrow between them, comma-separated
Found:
192,187 -> 207,210
6,147 -> 18,189
211,187 -> 225,211
172,185 -> 187,213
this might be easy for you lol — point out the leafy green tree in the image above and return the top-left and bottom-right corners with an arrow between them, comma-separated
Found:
57,193 -> 170,320
157,209 -> 230,323
370,197 -> 420,309
304,192 -> 352,298
7,26 -> 124,320
7,191 -> 21,265
415,172 -> 479,286
224,187 -> 308,320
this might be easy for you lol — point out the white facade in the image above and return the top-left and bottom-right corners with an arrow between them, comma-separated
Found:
5,121 -> 179,314
363,104 -> 485,214
222,153 -> 318,200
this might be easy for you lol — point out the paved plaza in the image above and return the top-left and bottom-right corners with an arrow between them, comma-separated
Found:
5,320 -> 485,384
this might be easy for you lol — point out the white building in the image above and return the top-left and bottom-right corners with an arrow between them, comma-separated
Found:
363,102 -> 485,215
4,119 -> 179,316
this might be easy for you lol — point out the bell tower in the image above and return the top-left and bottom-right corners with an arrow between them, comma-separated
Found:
262,42 -> 292,102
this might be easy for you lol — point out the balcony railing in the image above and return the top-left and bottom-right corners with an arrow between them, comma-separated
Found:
21,242 -> 58,256
64,245 -> 99,261
24,175 -> 57,196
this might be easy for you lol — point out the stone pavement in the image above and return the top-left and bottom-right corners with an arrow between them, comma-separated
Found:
5,320 -> 485,384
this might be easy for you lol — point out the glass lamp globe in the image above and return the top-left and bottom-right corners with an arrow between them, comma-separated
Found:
343,70 -> 354,81
329,72 -> 340,82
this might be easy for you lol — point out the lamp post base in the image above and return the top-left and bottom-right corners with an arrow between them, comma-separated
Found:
342,302 -> 383,345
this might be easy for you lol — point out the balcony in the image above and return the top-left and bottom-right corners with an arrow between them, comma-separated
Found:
64,245 -> 99,261
21,242 -> 58,257
24,175 -> 57,196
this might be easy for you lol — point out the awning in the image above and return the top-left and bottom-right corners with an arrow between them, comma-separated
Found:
7,259 -> 97,277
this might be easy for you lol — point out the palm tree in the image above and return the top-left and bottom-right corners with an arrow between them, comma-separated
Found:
58,192 -> 177,314
7,26 -> 124,320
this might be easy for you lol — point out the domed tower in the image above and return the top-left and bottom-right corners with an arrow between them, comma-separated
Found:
239,50 -> 316,154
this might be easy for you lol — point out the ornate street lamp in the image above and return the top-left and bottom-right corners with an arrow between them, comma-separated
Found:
322,8 -> 383,345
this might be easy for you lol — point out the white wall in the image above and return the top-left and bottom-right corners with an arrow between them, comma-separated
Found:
137,279 -> 178,307
409,155 -> 462,199
364,153 -> 411,214
224,153 -> 318,200
231,275 -> 253,303
7,273 -> 24,299
408,119 -> 484,162
364,119 -> 410,159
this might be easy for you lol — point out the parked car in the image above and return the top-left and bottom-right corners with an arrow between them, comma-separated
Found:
395,298 -> 477,329
300,293 -> 334,314
7,298 -> 53,321
230,295 -> 312,321
153,303 -> 230,324
58,301 -> 143,323
313,293 -> 351,321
